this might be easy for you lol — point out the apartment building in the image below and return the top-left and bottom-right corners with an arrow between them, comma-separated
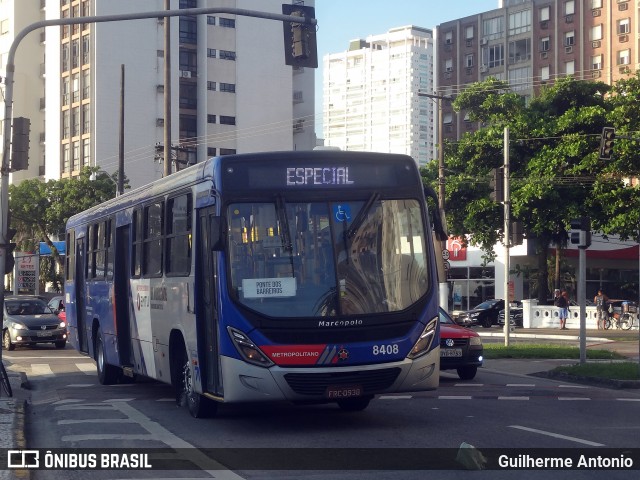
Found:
0,0 -> 314,190
323,26 -> 435,167
437,0 -> 638,141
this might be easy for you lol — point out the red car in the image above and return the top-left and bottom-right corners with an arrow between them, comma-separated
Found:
439,308 -> 483,380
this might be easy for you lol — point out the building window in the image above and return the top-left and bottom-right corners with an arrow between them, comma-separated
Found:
443,112 -> 453,125
82,138 -> 90,167
540,36 -> 550,51
618,49 -> 630,65
541,65 -> 550,81
179,17 -> 197,43
565,60 -> 575,75
508,66 -> 531,91
444,58 -> 453,72
82,104 -> 90,134
72,107 -> 80,137
72,141 -> 80,171
207,16 -> 215,25
465,54 -> 474,67
540,6 -> 550,22
62,43 -> 70,72
483,44 -> 504,68
219,17 -> 235,28
207,81 -> 216,91
592,54 -> 602,70
0,19 -> 9,35
207,48 -> 216,58
180,114 -> 197,139
444,31 -> 453,44
565,0 -> 575,15
220,116 -> 236,125
72,39 -> 80,69
62,78 -> 70,106
564,31 -> 575,46
220,148 -> 236,155
179,83 -> 197,109
82,35 -> 90,65
207,114 -> 216,124
207,147 -> 216,156
220,82 -> 235,93
465,25 -> 474,39
179,50 -> 197,71
482,17 -> 503,39
591,0 -> 602,8
617,18 -> 630,35
62,143 -> 70,173
590,24 -> 603,41
219,50 -> 236,61
82,69 -> 90,99
62,110 -> 70,139
508,9 -> 531,35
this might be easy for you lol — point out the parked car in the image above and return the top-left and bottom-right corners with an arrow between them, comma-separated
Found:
439,308 -> 483,380
498,301 -> 524,328
2,295 -> 67,350
455,299 -> 504,328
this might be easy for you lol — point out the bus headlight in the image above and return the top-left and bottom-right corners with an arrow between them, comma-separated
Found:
227,327 -> 274,368
407,317 -> 438,360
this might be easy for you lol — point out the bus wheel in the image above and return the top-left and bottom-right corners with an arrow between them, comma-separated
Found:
177,350 -> 217,418
336,396 -> 372,412
96,330 -> 118,385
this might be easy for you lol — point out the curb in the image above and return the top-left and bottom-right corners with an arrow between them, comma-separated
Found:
532,370 -> 640,389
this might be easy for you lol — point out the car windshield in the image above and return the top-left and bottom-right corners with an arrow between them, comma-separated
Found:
5,299 -> 50,316
473,300 -> 498,310
227,199 -> 429,318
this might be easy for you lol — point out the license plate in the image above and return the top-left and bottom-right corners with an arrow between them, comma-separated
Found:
37,331 -> 53,337
326,385 -> 363,399
441,348 -> 463,358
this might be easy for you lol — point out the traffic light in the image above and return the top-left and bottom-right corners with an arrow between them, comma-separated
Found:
11,117 -> 30,171
511,221 -> 523,246
598,127 -> 615,161
489,167 -> 504,203
4,227 -> 17,275
570,217 -> 591,248
282,4 -> 318,68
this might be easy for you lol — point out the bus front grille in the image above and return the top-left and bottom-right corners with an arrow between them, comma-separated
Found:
283,368 -> 401,396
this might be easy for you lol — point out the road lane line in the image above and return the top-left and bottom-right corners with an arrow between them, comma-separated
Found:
454,383 -> 483,387
30,364 -> 54,377
506,384 -> 535,387
379,395 -> 412,399
510,425 -> 604,446
438,396 -> 472,400
616,398 -> 640,402
558,397 -> 590,401
498,396 -> 529,400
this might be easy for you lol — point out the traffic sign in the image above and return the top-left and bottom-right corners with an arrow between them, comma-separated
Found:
442,250 -> 450,260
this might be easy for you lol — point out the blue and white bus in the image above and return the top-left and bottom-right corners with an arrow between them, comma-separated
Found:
64,150 -> 446,417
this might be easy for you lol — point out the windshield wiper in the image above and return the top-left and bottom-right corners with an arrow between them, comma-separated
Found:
346,192 -> 380,239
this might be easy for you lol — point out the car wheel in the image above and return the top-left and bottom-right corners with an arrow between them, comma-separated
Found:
337,396 -> 373,412
457,366 -> 477,380
3,329 -> 15,351
481,317 -> 492,328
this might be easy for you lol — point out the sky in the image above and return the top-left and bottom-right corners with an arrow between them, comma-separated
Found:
312,0 -> 498,136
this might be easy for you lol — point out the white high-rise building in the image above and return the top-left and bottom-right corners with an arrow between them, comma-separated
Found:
1,0 -> 315,190
323,26 -> 435,167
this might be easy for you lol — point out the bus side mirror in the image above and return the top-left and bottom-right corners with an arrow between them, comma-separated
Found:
423,186 -> 448,241
209,216 -> 225,251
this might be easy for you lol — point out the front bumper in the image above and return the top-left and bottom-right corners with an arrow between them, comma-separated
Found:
218,351 -> 440,403
10,328 -> 67,345
439,346 -> 483,370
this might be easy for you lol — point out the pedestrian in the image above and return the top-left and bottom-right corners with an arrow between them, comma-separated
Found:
554,289 -> 569,329
594,289 -> 609,330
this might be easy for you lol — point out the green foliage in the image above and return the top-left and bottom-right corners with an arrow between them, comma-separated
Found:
483,343 -> 624,360
9,167 -> 124,275
442,74 -> 640,302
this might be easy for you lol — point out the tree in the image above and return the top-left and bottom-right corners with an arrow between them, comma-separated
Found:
9,167 -> 125,285
437,76 -> 632,303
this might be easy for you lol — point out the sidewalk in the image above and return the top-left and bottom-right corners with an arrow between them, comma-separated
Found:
0,369 -> 29,480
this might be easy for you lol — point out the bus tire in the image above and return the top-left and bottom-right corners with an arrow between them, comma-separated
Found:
176,349 -> 217,418
96,330 -> 118,385
336,396 -> 372,412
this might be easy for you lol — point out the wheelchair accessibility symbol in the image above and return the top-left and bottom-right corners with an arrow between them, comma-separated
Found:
334,204 -> 351,222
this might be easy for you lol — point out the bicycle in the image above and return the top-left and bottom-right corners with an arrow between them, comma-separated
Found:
0,360 -> 12,398
603,305 -> 635,331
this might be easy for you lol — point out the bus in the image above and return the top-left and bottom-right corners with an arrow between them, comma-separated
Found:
64,150 -> 446,418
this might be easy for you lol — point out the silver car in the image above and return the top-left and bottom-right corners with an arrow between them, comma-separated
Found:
2,296 -> 67,350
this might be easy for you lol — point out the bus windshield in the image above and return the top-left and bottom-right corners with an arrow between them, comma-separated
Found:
228,198 -> 429,318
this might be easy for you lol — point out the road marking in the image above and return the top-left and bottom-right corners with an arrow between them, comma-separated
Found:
558,384 -> 589,389
438,396 -> 472,400
51,399 -> 84,405
454,383 -> 483,387
67,384 -> 94,388
31,364 -> 54,377
498,396 -> 529,400
75,363 -> 96,375
157,398 -> 175,402
56,404 -> 116,411
506,383 -> 535,387
379,395 -> 412,400
59,418 -> 137,425
616,398 -> 640,402
558,397 -> 590,401
510,425 -> 604,446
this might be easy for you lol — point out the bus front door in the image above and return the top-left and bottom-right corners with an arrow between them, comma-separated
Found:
75,237 -> 88,354
196,207 -> 222,397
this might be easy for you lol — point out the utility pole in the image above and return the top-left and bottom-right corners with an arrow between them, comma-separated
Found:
417,91 -> 453,310
503,127 -> 510,347
163,0 -> 172,177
